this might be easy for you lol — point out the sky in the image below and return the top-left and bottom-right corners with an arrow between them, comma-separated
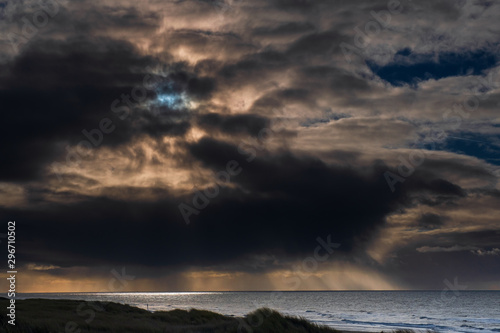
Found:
0,0 -> 499,292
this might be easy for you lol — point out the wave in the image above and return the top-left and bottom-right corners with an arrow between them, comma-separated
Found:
339,318 -> 457,332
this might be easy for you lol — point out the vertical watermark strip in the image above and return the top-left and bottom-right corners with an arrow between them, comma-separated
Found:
6,221 -> 16,325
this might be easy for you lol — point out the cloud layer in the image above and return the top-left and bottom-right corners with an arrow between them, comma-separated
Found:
0,0 -> 499,291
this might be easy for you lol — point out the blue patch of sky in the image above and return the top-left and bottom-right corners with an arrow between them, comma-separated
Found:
367,48 -> 498,86
422,132 -> 500,165
153,81 -> 190,110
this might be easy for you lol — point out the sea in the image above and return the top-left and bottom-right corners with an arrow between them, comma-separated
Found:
17,291 -> 500,332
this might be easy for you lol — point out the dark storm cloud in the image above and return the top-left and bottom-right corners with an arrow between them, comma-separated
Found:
188,138 -> 466,201
418,0 -> 468,20
0,1 -> 162,62
268,0 -> 333,12
386,245 -> 500,289
211,24 -> 349,92
0,37 -> 204,181
187,77 -> 217,99
286,31 -> 345,59
197,113 -> 270,137
297,66 -> 371,92
0,37 -> 150,180
154,69 -> 216,101
0,137 -> 469,272
418,158 -> 496,182
383,228 -> 500,288
159,28 -> 256,61
18,5 -> 161,41
1,0 -> 499,290
252,22 -> 316,37
73,6 -> 161,31
442,230 -> 500,249
218,50 -> 292,83
247,88 -> 313,115
415,213 -> 448,230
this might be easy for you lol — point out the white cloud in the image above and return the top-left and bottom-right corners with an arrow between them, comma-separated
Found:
416,245 -> 478,253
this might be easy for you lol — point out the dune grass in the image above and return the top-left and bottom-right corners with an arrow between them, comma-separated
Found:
0,298 -> 339,333
0,298 -> 435,333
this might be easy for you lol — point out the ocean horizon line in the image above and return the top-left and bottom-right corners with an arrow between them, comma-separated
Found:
13,289 -> 500,294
